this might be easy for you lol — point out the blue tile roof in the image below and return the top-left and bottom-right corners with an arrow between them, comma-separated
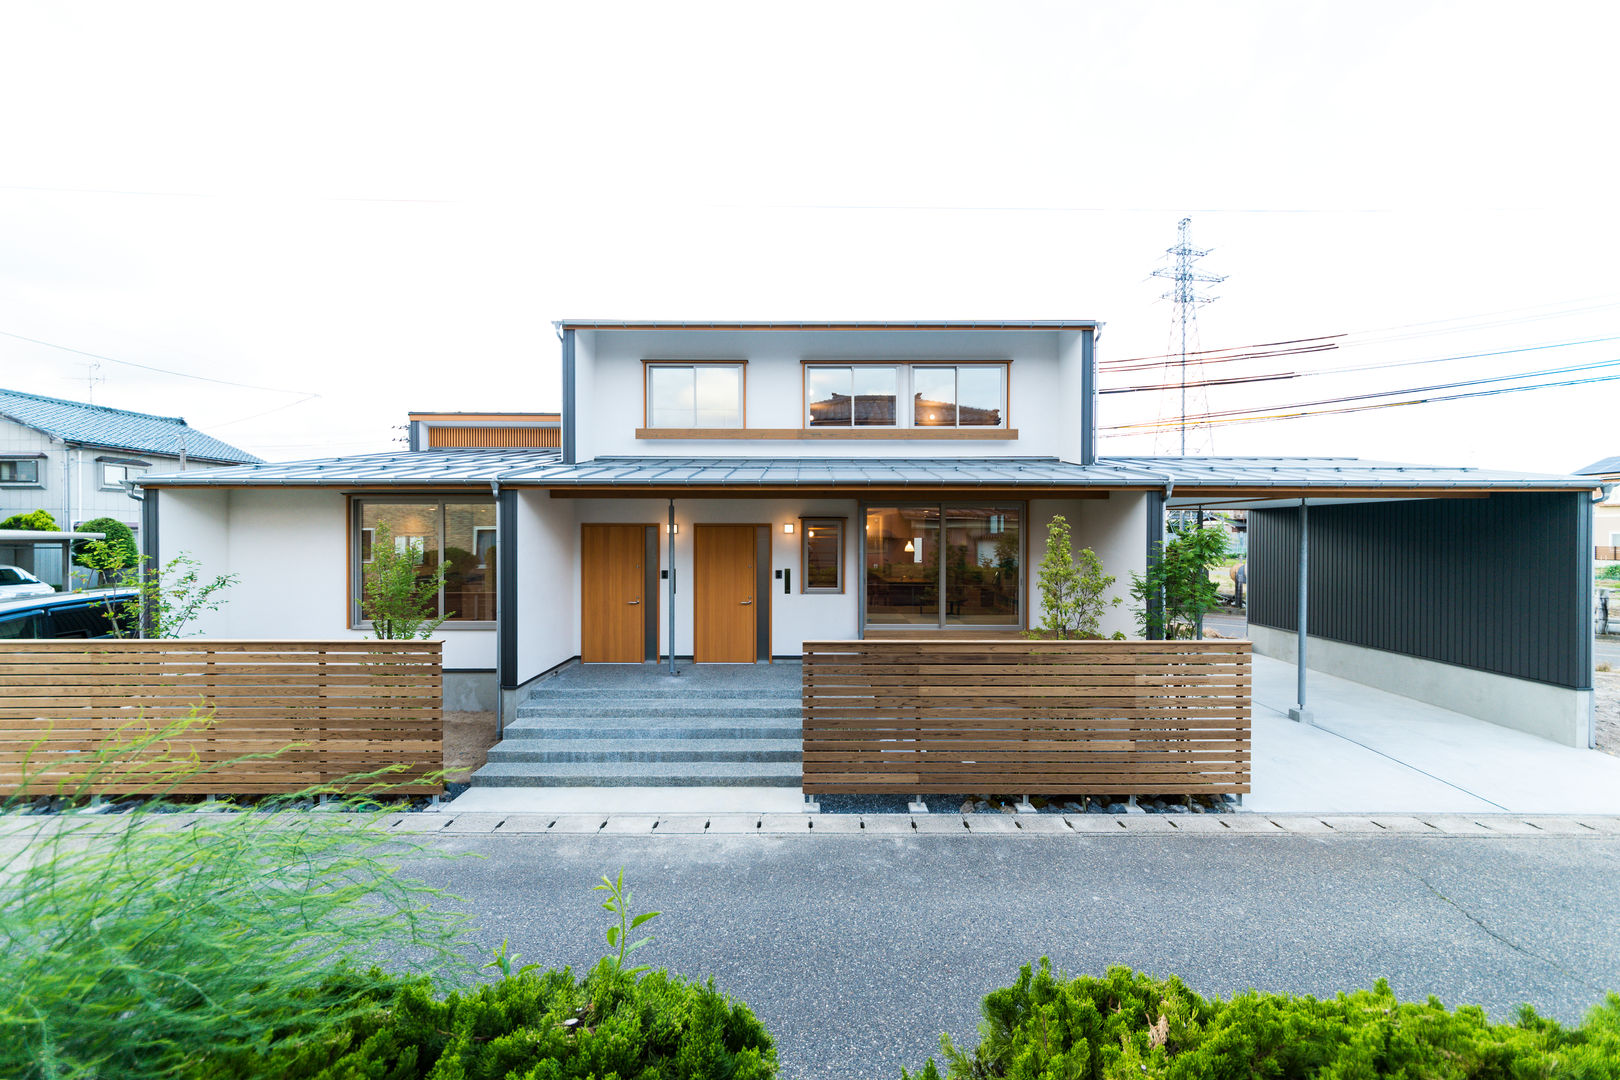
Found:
1575,456 -> 1620,476
0,388 -> 261,464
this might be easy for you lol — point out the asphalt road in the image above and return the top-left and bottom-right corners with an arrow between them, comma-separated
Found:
395,833 -> 1620,1080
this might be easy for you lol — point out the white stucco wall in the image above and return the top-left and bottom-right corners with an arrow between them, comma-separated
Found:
1029,493 -> 1148,639
1250,623 -> 1592,748
515,489 -> 579,682
158,487 -> 494,669
575,328 -> 1068,459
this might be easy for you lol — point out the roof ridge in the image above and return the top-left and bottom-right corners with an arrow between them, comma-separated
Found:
0,386 -> 187,425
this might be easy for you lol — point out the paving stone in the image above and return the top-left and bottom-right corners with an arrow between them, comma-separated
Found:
705,814 -> 764,834
1062,815 -> 1124,833
1417,815 -> 1497,836
1158,815 -> 1229,833
1314,816 -> 1387,833
1112,815 -> 1181,832
649,815 -> 711,834
486,814 -> 564,833
1010,815 -> 1072,834
1471,817 -> 1543,835
1516,816 -> 1602,835
546,813 -> 612,834
860,815 -> 916,834
601,815 -> 661,834
806,815 -> 863,834
911,815 -> 970,835
389,814 -> 459,832
441,814 -> 505,834
758,813 -> 813,834
963,815 -> 1019,833
1270,816 -> 1340,835
1365,816 -> 1440,834
1569,816 -> 1620,834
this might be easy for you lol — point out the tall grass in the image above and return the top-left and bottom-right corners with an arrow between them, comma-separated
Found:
0,713 -> 474,1080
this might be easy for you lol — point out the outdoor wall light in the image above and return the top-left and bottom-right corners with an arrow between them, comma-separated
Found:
666,522 -> 679,535
782,522 -> 795,534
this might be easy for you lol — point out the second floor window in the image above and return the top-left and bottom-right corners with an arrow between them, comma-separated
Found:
804,363 -> 1007,429
806,366 -> 899,427
646,363 -> 744,428
0,459 -> 39,484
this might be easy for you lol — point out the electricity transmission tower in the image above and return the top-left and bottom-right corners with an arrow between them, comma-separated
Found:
1150,217 -> 1226,455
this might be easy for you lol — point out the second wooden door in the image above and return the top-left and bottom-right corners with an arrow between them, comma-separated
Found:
694,524 -> 757,663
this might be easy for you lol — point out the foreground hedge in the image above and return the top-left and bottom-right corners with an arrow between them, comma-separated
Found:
210,959 -> 776,1080
904,961 -> 1620,1080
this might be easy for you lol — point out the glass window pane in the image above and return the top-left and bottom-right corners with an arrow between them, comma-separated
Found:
648,366 -> 695,428
912,367 -> 955,427
694,365 -> 742,428
864,507 -> 939,624
944,508 -> 1019,626
360,502 -> 442,622
0,460 -> 38,483
444,503 -> 497,621
851,366 -> 898,426
806,367 -> 851,427
803,520 -> 842,591
957,367 -> 1004,427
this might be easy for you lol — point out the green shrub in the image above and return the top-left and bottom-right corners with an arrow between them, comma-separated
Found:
904,960 -> 1620,1080
0,509 -> 58,530
0,717 -> 472,1080
71,516 -> 138,581
217,959 -> 777,1080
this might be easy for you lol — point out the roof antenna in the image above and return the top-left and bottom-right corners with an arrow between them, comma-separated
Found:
80,362 -> 106,404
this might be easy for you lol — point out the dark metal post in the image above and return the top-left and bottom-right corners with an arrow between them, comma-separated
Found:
496,487 -> 518,736
667,498 -> 677,675
1080,327 -> 1096,466
1288,499 -> 1312,723
560,328 -> 577,464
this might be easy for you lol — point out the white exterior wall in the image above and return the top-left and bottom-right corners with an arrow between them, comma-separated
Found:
159,487 -> 495,669
515,489 -> 579,682
577,328 -> 1067,459
1029,493 -> 1147,639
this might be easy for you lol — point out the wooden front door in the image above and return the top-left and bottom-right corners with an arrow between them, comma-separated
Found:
581,524 -> 650,663
694,525 -> 757,663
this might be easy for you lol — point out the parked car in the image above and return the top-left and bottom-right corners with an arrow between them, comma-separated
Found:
0,589 -> 138,639
0,565 -> 55,601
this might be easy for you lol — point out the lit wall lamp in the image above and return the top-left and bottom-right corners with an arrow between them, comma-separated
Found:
782,522 -> 795,534
666,522 -> 679,535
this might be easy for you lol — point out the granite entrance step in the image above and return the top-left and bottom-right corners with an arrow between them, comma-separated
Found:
469,660 -> 805,791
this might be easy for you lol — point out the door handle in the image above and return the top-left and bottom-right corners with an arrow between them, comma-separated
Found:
740,599 -> 753,605
628,599 -> 641,605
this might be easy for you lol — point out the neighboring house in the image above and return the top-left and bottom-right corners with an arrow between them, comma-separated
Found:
0,388 -> 261,586
137,321 -> 1602,747
1575,456 -> 1620,560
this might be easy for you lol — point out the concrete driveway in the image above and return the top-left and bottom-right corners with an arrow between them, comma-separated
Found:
1247,654 -> 1620,814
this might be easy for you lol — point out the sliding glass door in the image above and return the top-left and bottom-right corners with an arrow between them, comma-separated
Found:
863,503 -> 1021,629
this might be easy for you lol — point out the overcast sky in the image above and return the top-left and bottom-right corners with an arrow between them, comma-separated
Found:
1,1 -> 1615,473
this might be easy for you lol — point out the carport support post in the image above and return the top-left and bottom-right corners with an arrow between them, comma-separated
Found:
1288,498 -> 1313,723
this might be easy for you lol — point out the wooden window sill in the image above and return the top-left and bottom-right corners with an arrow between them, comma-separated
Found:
635,428 -> 1018,441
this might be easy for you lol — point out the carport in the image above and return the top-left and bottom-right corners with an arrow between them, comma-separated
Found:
1134,456 -> 1603,750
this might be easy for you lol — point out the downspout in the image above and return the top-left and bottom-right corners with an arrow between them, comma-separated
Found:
1288,498 -> 1312,723
1589,484 -> 1609,749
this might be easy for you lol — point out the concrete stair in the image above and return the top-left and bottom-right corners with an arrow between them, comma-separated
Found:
470,686 -> 803,788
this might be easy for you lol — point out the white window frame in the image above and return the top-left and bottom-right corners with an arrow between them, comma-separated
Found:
643,362 -> 746,429
802,362 -> 1008,430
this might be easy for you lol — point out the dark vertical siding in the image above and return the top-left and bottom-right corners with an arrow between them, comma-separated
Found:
1250,492 -> 1590,689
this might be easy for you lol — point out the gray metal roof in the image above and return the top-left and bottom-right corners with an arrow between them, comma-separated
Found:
0,388 -> 261,464
1575,455 -> 1620,477
554,319 -> 1101,331
137,449 -> 1600,492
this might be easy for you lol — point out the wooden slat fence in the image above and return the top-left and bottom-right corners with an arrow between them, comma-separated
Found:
0,640 -> 442,796
802,639 -> 1251,796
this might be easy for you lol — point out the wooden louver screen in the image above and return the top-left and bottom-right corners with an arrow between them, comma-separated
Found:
0,640 -> 443,796
428,426 -> 560,448
801,639 -> 1251,796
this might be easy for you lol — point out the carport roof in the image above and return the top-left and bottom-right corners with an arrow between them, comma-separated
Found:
136,449 -> 1602,496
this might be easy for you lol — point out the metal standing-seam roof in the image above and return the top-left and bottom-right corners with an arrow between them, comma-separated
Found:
0,387 -> 262,464
1575,455 -> 1620,477
136,449 -> 1600,493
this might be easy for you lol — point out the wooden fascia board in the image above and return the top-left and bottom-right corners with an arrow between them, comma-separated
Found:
543,486 -> 1120,499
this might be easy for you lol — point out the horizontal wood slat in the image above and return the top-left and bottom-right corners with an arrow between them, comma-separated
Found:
0,640 -> 443,796
802,639 -> 1251,796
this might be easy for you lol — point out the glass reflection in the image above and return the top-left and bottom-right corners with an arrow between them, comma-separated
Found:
912,368 -> 955,426
957,366 -> 1004,427
864,507 -> 939,623
944,508 -> 1019,625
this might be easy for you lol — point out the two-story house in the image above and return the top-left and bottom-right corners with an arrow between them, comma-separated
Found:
0,388 -> 260,587
137,321 -> 1600,749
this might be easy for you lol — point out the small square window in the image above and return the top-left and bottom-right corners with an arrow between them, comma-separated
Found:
801,518 -> 845,593
646,363 -> 744,428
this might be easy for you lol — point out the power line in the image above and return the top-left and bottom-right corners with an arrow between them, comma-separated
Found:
1100,334 -> 1620,394
1106,356 -> 1620,432
1149,217 -> 1225,455
0,328 -> 319,396
1104,371 -> 1620,432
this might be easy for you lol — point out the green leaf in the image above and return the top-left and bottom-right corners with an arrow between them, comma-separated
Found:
630,911 -> 659,929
